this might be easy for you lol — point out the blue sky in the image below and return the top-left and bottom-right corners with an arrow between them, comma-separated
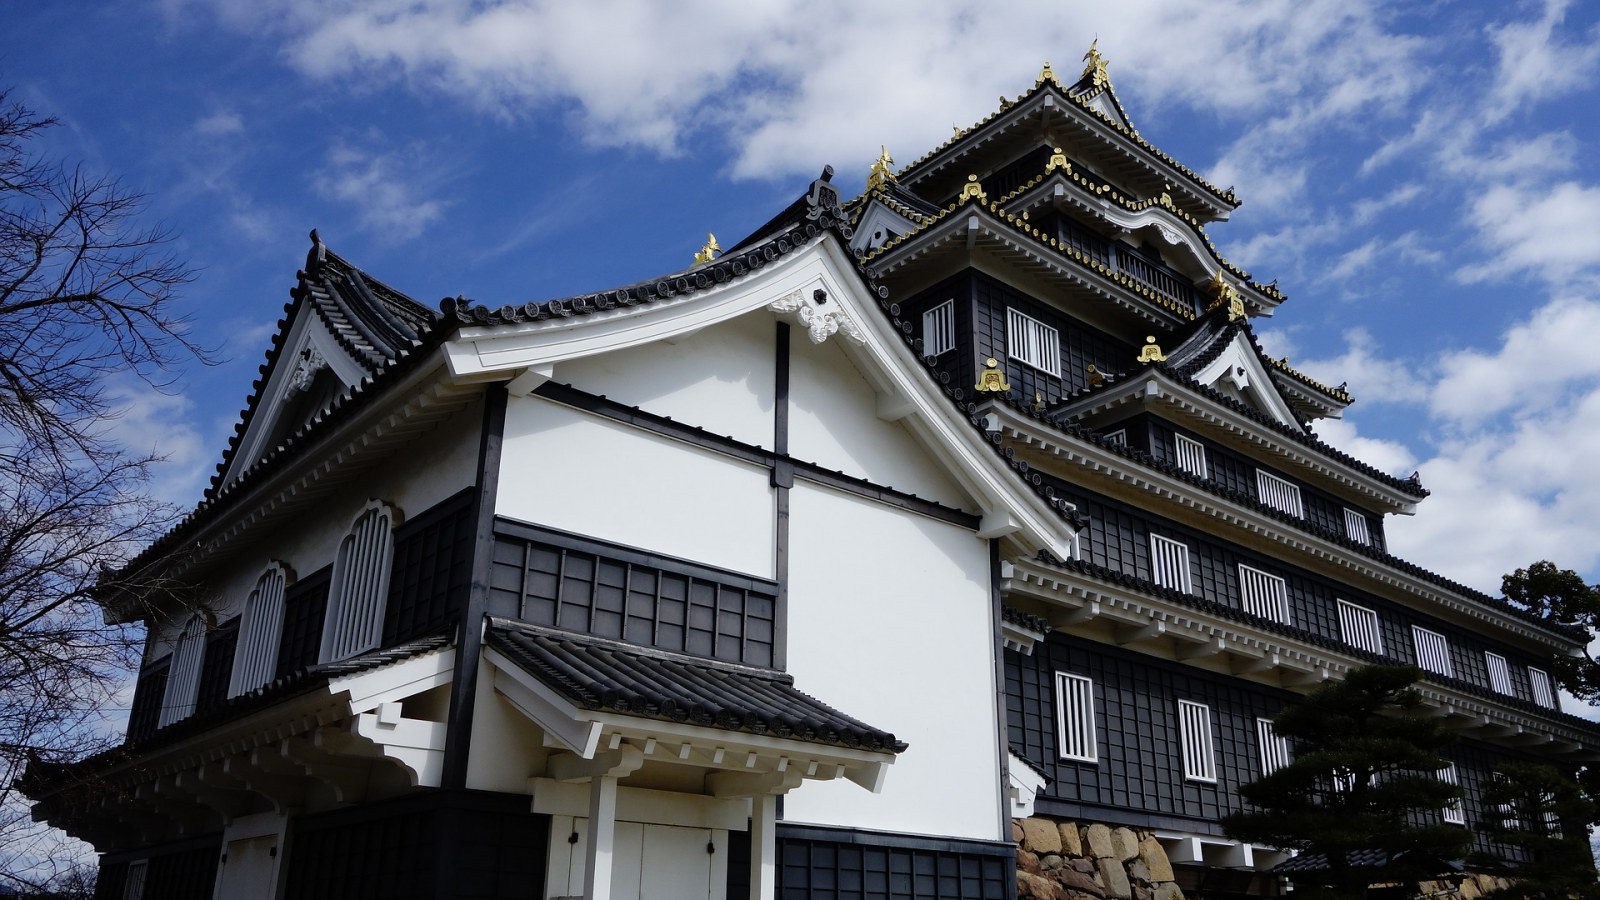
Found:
7,0 -> 1600,596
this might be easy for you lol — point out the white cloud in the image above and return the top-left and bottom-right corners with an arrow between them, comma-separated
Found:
1460,180 -> 1600,285
102,380 -> 212,508
1290,328 -> 1429,408
314,144 -> 445,241
1483,0 -> 1600,123
194,111 -> 245,136
1430,293 -> 1600,423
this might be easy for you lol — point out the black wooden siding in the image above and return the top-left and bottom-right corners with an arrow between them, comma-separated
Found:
282,790 -> 546,900
127,658 -> 170,744
1046,475 -> 1552,701
275,565 -> 331,678
775,826 -> 1013,900
383,487 -> 476,646
194,618 -> 239,715
96,836 -> 222,900
489,519 -> 779,668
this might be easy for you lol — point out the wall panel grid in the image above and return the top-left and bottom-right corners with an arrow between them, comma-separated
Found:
1237,565 -> 1290,624
1255,469 -> 1304,518
1006,307 -> 1060,375
1102,428 -> 1127,446
1484,652 -> 1513,695
1412,626 -> 1454,678
1178,700 -> 1218,783
1438,763 -> 1466,825
122,860 -> 147,900
230,563 -> 290,697
1174,434 -> 1208,479
1336,600 -> 1385,655
1055,672 -> 1098,763
1343,508 -> 1371,545
1149,535 -> 1192,594
157,617 -> 206,727
1528,667 -> 1556,708
1255,719 -> 1291,776
922,300 -> 956,357
321,503 -> 397,662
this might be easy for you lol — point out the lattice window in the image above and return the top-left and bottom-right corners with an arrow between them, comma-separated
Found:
1337,600 -> 1385,655
1174,434 -> 1208,478
1343,508 -> 1371,544
1412,626 -> 1453,677
1007,307 -> 1060,375
1178,700 -> 1217,782
123,860 -> 147,900
1256,718 -> 1291,776
1484,652 -> 1512,695
1438,763 -> 1465,825
1055,672 -> 1097,763
321,502 -> 398,662
1149,535 -> 1192,593
1102,428 -> 1127,446
1238,564 -> 1291,624
922,300 -> 955,357
1256,470 -> 1304,518
230,563 -> 291,697
1529,666 -> 1556,708
1493,772 -> 1519,830
158,616 -> 206,728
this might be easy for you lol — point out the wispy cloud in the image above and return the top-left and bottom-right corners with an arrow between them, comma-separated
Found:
1483,0 -> 1600,123
194,111 -> 245,136
314,144 -> 446,242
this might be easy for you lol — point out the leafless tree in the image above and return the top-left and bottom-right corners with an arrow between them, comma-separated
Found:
1,85 -> 209,889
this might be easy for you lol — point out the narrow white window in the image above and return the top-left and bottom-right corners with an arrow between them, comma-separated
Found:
1343,508 -> 1371,545
1256,718 -> 1291,776
1493,772 -> 1519,830
1149,535 -> 1192,593
1484,652 -> 1512,695
1174,434 -> 1209,479
1544,808 -> 1563,838
1102,428 -> 1127,446
320,501 -> 398,662
1528,666 -> 1556,708
123,860 -> 148,900
1178,700 -> 1217,782
1238,565 -> 1291,624
1412,626 -> 1453,677
158,616 -> 206,728
1007,308 -> 1060,375
1256,470 -> 1304,518
1337,600 -> 1384,655
1438,763 -> 1466,825
1055,672 -> 1098,763
922,300 -> 955,357
230,563 -> 291,697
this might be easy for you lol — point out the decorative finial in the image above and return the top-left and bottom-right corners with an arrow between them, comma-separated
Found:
1159,183 -> 1175,209
1081,40 -> 1111,90
1086,364 -> 1105,387
1032,392 -> 1047,413
958,174 -> 987,203
867,146 -> 897,192
1036,61 -> 1062,89
1137,335 -> 1166,364
693,232 -> 721,265
1204,271 -> 1245,321
975,357 -> 1012,393
1046,147 -> 1071,174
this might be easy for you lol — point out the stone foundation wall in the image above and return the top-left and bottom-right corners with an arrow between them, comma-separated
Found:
1012,817 -> 1183,900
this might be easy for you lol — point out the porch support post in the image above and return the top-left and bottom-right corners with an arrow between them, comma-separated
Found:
749,792 -> 777,900
584,774 -> 620,900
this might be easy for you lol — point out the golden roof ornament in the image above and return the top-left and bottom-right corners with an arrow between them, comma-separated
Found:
958,174 -> 987,203
1204,271 -> 1246,321
693,232 -> 721,265
866,146 -> 897,192
975,357 -> 1012,393
1086,364 -> 1104,387
1081,39 -> 1111,90
1046,147 -> 1071,173
1035,61 -> 1062,89
1137,335 -> 1166,364
1032,392 -> 1048,413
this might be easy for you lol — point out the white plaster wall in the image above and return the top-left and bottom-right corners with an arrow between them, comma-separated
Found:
787,334 -> 973,511
498,397 -> 776,578
147,399 -> 483,659
781,482 -> 1001,840
553,313 -> 776,449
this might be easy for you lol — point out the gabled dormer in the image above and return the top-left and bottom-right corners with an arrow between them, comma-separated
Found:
217,232 -> 436,489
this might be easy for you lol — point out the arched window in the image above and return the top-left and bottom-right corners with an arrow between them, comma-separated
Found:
229,563 -> 292,697
320,501 -> 399,662
158,616 -> 206,727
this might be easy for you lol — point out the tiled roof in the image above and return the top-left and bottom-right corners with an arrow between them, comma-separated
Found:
485,619 -> 906,753
1273,849 -> 1463,875
1003,606 -> 1051,635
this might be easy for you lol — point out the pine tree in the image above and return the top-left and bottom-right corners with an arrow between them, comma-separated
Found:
1469,762 -> 1600,899
1222,664 -> 1470,899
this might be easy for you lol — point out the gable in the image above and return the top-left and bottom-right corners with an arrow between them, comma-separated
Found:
849,200 -> 922,256
1187,332 -> 1302,429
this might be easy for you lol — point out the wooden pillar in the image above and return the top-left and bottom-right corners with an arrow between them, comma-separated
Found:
584,775 -> 619,900
748,793 -> 777,900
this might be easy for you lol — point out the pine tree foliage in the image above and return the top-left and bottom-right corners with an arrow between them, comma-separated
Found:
1223,664 -> 1470,899
1469,762 -> 1600,899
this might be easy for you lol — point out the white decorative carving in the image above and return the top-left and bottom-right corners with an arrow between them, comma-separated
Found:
767,288 -> 866,345
1155,224 -> 1181,245
289,347 -> 327,393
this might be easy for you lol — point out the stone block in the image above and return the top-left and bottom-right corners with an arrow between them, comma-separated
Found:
1060,867 -> 1106,897
1023,817 -> 1063,854
1017,870 -> 1059,900
1152,883 -> 1185,900
1072,859 -> 1097,875
1138,838 -> 1174,883
1128,861 -> 1150,884
1018,848 -> 1041,875
1097,857 -> 1133,900
1085,823 -> 1115,858
1111,827 -> 1140,861
1059,820 -> 1083,856
1043,854 -> 1065,871
1013,820 -> 1025,843
1134,885 -> 1153,900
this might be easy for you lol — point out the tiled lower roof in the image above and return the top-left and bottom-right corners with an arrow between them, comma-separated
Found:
485,618 -> 906,753
1273,849 -> 1463,875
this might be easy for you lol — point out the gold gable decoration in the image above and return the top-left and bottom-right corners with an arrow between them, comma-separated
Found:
1035,61 -> 1063,89
693,233 -> 721,265
1204,271 -> 1246,321
1137,336 -> 1166,364
866,146 -> 897,192
975,357 -> 1012,393
1046,147 -> 1071,174
958,175 -> 987,203
1082,40 -> 1111,90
